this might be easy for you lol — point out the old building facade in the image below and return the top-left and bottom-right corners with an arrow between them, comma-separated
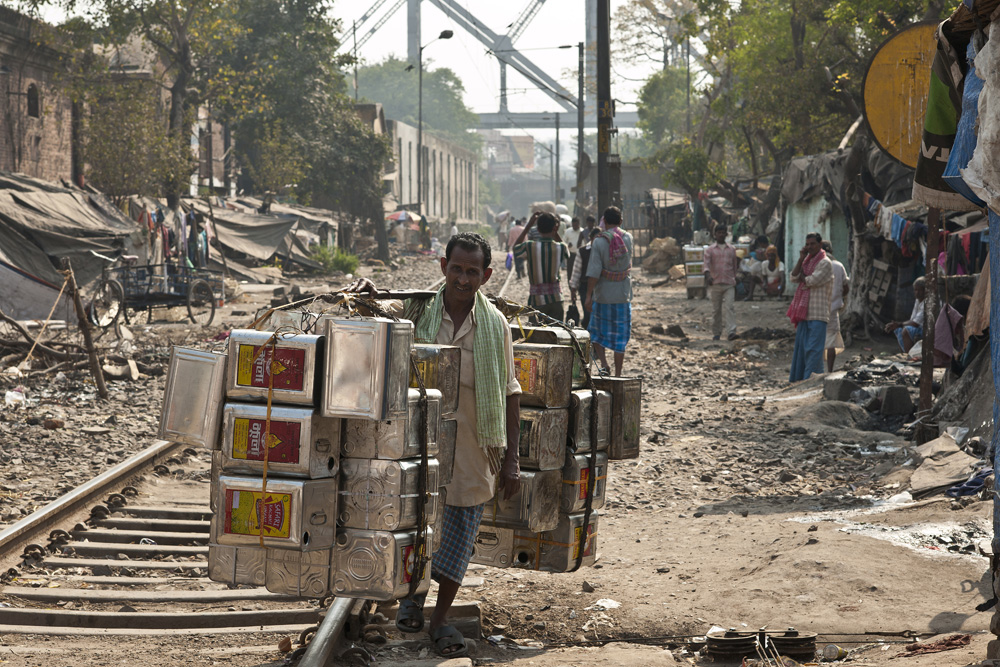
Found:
388,119 -> 478,223
0,7 -> 75,184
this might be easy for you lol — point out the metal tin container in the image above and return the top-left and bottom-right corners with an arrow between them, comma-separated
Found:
210,450 -> 222,513
220,403 -> 341,478
593,377 -> 642,460
470,525 -> 514,568
331,527 -> 433,601
339,458 -> 440,531
431,487 -> 445,554
207,543 -> 266,586
341,389 -> 441,460
512,343 -> 574,408
561,452 -> 608,513
511,511 -> 599,572
567,389 -> 611,453
159,347 -> 227,448
511,326 -> 591,389
252,308 -> 322,334
264,548 -> 333,597
410,344 -> 461,416
518,407 -> 569,471
320,317 -> 413,420
226,329 -> 323,406
437,418 -> 457,486
211,475 -> 338,551
482,469 -> 561,532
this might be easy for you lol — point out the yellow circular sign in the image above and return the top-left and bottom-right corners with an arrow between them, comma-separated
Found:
862,21 -> 940,169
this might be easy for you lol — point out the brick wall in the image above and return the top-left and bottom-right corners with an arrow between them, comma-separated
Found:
0,10 -> 74,183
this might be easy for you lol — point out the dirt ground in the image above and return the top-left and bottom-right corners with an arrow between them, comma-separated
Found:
0,250 -> 995,666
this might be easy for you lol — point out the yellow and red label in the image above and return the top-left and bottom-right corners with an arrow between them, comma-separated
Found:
232,417 -> 301,463
572,523 -> 595,559
236,344 -> 306,391
578,467 -> 590,500
514,357 -> 538,393
223,490 -> 292,539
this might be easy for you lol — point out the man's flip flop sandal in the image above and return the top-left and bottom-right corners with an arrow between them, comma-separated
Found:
395,596 -> 425,633
430,624 -> 468,658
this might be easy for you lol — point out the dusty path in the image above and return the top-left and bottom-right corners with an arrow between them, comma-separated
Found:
0,251 -> 993,666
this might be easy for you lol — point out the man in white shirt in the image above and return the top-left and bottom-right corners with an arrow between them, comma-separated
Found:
563,217 -> 583,282
822,241 -> 850,371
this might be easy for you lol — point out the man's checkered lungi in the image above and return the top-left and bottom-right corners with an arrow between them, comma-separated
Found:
588,302 -> 632,354
431,504 -> 485,585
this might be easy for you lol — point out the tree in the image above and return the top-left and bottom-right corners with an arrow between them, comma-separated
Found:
214,0 -> 392,257
356,56 -> 480,153
39,0 -> 253,206
80,79 -> 193,205
243,121 -> 305,198
636,65 -> 691,147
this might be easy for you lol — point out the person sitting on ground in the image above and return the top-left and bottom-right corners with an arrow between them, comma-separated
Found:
748,245 -> 785,300
885,277 -> 926,353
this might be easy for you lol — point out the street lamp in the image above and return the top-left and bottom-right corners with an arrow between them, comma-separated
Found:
417,29 -> 453,217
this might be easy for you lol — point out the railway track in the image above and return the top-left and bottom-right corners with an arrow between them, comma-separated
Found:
0,442 -> 325,640
0,269 -> 510,662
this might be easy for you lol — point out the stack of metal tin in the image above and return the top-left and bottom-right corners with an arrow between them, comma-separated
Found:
160,315 -> 453,601
474,325 -> 611,572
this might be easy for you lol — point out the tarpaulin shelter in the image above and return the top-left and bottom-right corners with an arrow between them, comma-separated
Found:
0,172 -> 142,320
183,199 -> 322,272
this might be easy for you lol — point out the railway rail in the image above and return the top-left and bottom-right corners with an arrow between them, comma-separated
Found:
0,272 -> 478,663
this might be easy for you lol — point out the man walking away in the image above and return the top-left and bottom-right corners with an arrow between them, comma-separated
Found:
564,217 -> 583,283
506,218 -> 526,280
822,241 -> 850,372
585,206 -> 633,376
703,224 -> 739,341
787,232 -> 833,382
571,228 -> 600,329
513,211 -> 571,322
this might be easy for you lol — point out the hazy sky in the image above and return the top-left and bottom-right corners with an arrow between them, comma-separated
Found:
333,1 -> 647,117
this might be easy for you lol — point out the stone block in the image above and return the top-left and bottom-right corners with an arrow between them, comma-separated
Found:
823,372 -> 862,402
879,385 -> 914,416
987,640 -> 1000,660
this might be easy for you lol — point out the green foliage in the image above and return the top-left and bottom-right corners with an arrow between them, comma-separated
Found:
311,244 -> 359,275
621,0 -> 948,176
637,66 -> 691,147
356,57 -> 481,154
650,139 -> 725,196
215,0 -> 391,220
243,121 -> 306,196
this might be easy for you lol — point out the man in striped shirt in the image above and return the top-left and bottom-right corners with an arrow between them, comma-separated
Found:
512,211 -> 570,322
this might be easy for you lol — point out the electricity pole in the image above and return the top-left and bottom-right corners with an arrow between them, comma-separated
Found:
596,0 -> 612,214
576,41 -> 584,213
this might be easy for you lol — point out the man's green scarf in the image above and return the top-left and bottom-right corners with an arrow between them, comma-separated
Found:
403,286 -> 509,475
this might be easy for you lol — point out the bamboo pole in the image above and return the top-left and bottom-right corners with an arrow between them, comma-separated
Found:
916,207 -> 940,441
61,258 -> 108,399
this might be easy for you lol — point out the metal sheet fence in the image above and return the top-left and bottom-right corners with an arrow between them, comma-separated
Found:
617,191 -> 690,263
